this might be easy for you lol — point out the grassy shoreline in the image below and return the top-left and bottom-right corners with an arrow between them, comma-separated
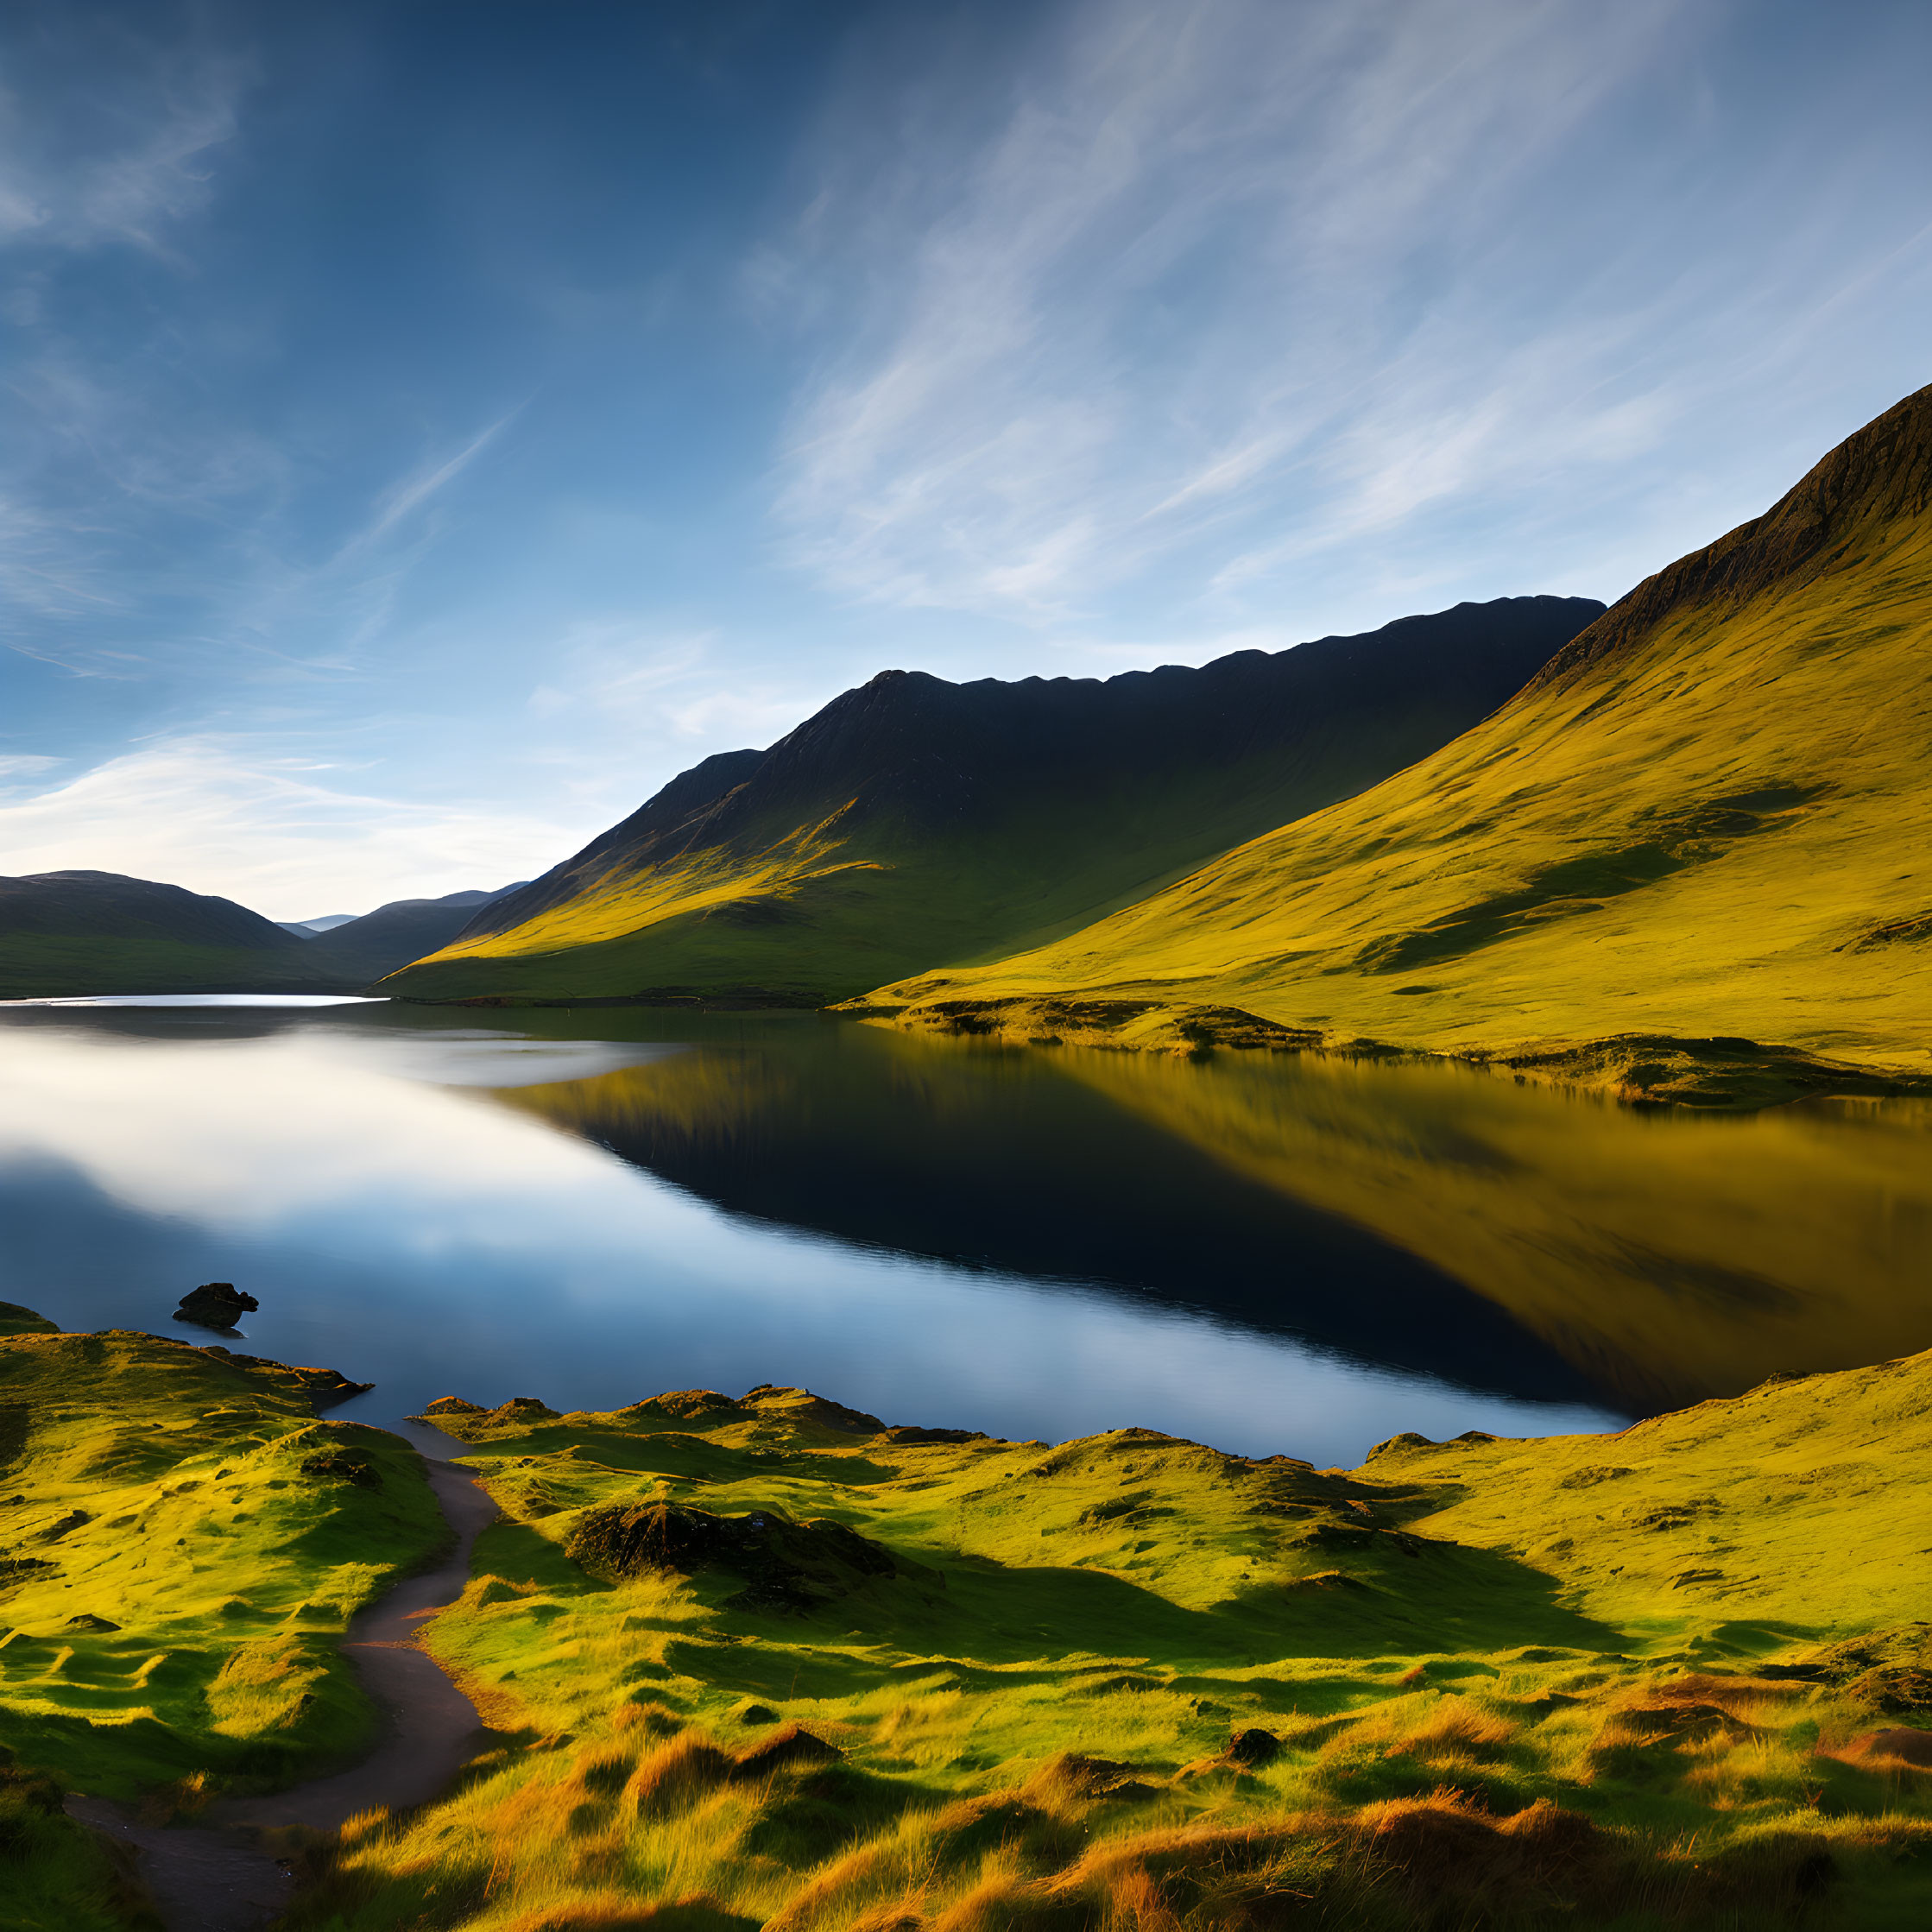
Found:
5,1316 -> 1929,1928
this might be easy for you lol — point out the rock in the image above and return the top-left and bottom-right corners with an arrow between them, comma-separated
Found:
286,1365 -> 375,1409
65,1614 -> 120,1632
565,1500 -> 924,1613
173,1282 -> 258,1331
1228,1727 -> 1282,1766
39,1509 -> 90,1542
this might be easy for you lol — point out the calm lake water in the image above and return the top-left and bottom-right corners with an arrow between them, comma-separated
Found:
3,998 -> 1929,1464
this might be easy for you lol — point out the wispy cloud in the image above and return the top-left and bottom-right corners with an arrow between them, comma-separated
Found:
340,410 -> 525,560
0,41 -> 246,257
0,739 -> 579,919
769,0 -> 1932,626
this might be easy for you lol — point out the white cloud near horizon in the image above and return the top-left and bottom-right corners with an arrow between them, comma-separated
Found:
772,0 -> 1932,626
0,740 -> 583,919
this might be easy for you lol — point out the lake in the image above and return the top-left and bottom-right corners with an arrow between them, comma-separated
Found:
3,997 -> 1928,1464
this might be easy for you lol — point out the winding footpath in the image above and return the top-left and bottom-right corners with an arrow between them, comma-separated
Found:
65,1425 -> 498,1932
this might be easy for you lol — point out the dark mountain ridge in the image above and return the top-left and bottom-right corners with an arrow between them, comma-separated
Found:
0,873 -> 527,1000
407,594 -> 1604,1003
0,871 -> 335,999
300,883 -> 527,985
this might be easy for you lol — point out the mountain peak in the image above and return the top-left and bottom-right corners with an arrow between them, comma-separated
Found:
1540,382 -> 1932,687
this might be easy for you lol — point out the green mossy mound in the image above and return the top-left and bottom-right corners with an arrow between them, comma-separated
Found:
265,1346 -> 1932,1927
0,1320 -> 440,1803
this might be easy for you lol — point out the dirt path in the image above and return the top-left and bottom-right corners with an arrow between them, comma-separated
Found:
66,1425 -> 496,1932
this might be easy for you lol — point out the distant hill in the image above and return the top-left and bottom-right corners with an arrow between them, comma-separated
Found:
862,384 -> 1932,1105
379,597 -> 1603,1005
276,912 -> 359,935
0,871 -> 341,999
0,874 -> 528,999
299,884 -> 527,984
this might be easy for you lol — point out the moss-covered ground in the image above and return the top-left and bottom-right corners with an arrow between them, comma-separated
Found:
0,1310 -> 445,1927
280,1359 -> 1931,1930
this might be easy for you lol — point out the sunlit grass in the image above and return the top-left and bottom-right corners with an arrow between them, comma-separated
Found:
275,1354 -> 1932,1928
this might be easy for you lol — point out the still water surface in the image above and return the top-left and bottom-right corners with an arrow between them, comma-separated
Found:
3,1000 -> 1927,1464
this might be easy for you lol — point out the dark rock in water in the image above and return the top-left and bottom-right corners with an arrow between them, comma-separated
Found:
566,1499 -> 926,1613
1228,1727 -> 1282,1767
174,1282 -> 258,1330
65,1614 -> 120,1632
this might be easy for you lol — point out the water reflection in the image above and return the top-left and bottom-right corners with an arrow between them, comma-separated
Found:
4,1001 -> 1924,1458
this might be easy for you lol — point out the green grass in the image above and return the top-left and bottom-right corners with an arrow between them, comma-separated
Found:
0,1327 -> 443,1802
279,1359 -> 1932,1929
862,390 -> 1932,1105
0,935 -> 351,1001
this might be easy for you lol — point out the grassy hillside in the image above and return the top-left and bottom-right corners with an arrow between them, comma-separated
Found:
280,1354 -> 1932,1929
0,1323 -> 442,1799
0,871 -> 349,1001
379,598 -> 1601,1007
861,387 -> 1932,1106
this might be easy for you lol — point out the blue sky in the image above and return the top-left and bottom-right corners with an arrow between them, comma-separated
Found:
1,0 -> 1929,918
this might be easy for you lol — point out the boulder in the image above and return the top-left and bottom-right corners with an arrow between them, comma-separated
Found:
286,1365 -> 375,1409
173,1282 -> 258,1330
565,1500 -> 925,1613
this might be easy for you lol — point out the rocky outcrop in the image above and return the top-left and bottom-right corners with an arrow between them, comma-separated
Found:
565,1500 -> 931,1614
173,1282 -> 258,1330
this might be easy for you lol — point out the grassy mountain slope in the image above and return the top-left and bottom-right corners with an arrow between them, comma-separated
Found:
286,1353 -> 1932,1929
0,871 -> 346,1000
378,597 -> 1602,1006
863,386 -> 1932,1103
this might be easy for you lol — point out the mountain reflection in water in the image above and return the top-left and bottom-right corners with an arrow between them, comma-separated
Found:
492,1016 -> 1932,1415
2,1002 -> 1924,1449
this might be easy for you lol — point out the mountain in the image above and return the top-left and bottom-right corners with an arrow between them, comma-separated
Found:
0,871 -> 340,999
276,912 -> 359,934
378,596 -> 1604,1005
0,874 -> 528,999
862,385 -> 1932,1105
298,883 -> 527,985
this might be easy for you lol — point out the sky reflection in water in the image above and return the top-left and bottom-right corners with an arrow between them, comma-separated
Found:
5,1001 -> 1921,1463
